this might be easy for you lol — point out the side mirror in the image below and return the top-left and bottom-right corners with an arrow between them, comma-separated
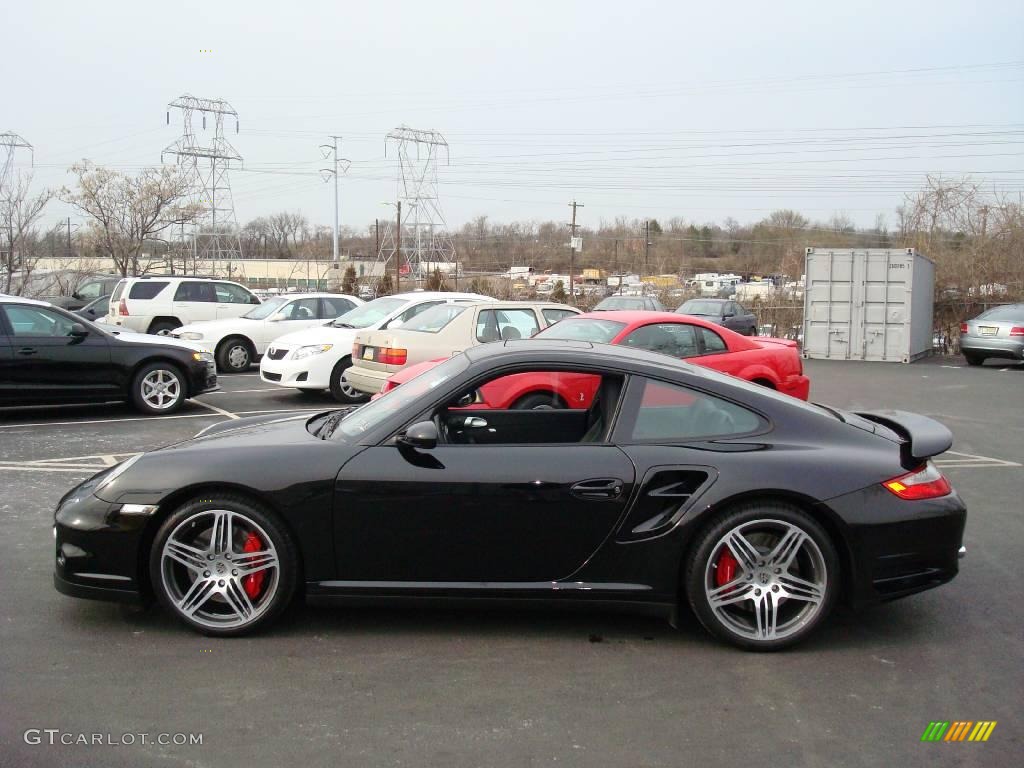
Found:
68,322 -> 89,338
388,318 -> 404,329
722,311 -> 734,318
250,295 -> 261,304
397,420 -> 438,450
268,312 -> 286,322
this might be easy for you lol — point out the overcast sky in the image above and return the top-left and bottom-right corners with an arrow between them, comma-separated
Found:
6,0 -> 1023,236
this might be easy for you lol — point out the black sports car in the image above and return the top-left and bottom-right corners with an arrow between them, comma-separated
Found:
54,340 -> 966,650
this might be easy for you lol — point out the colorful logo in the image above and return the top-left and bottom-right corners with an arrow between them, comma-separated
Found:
921,721 -> 997,742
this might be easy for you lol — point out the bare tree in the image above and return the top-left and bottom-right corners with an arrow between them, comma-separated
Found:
60,162 -> 203,277
266,212 -> 308,257
1,171 -> 54,294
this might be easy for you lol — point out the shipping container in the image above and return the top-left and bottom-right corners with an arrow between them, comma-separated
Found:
802,248 -> 934,363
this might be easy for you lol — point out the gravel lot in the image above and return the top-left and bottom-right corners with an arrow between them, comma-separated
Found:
0,357 -> 1020,768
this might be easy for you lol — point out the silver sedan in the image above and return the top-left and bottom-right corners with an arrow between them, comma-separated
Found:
959,303 -> 1024,365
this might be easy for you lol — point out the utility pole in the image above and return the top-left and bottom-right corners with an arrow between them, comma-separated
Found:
320,135 -> 350,263
374,219 -> 380,262
66,218 -> 72,256
395,201 -> 402,294
644,220 -> 651,277
568,199 -> 583,301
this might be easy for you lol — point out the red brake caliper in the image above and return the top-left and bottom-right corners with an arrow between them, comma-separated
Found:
241,531 -> 265,599
715,549 -> 738,587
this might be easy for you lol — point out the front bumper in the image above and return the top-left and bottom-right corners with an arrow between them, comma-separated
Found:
53,487 -> 152,604
260,349 -> 335,390
345,364 -> 390,395
188,360 -> 219,396
823,485 -> 967,606
959,335 -> 1024,360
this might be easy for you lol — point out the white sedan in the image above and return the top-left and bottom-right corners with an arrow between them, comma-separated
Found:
172,293 -> 361,373
259,291 -> 492,402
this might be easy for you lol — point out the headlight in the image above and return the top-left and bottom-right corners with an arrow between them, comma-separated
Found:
95,453 -> 144,494
292,344 -> 333,360
192,351 -> 215,363
179,332 -> 204,340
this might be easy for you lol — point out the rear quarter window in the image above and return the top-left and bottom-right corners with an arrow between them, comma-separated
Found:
129,281 -> 169,300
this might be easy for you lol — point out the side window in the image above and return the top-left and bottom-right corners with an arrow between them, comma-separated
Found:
76,281 -> 102,300
174,282 -> 215,302
622,379 -> 762,442
214,283 -> 253,303
699,327 -> 728,354
622,323 -> 699,359
110,280 -> 127,301
320,296 -> 354,318
2,305 -> 76,337
542,308 -> 576,325
280,298 -> 319,320
129,281 -> 168,300
476,309 -> 539,343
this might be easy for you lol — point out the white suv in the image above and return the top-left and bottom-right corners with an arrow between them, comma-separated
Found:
108,277 -> 261,335
171,292 -> 362,373
260,291 -> 492,403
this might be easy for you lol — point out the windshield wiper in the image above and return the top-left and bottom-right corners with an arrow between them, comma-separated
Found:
332,322 -> 355,328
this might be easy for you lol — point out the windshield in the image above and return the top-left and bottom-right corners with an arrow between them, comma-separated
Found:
597,297 -> 646,310
534,317 -> 626,343
334,353 -> 470,438
678,300 -> 724,316
401,303 -> 468,333
330,296 -> 406,328
243,296 -> 288,320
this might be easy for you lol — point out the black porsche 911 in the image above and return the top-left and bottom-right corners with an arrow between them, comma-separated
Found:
54,340 -> 966,650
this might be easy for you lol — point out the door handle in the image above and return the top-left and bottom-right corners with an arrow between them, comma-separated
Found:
17,347 -> 38,356
464,417 -> 488,428
571,478 -> 624,500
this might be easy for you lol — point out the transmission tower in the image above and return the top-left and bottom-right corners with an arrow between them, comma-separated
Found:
162,95 -> 244,263
376,126 -> 456,279
1,132 -> 33,204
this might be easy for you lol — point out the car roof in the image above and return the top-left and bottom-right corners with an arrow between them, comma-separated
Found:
0,295 -> 51,307
681,297 -> 729,304
571,309 -> 716,328
392,291 -> 492,301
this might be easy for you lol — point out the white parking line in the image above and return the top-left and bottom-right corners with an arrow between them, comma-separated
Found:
194,400 -> 241,420
935,450 -> 1021,469
201,388 -> 283,394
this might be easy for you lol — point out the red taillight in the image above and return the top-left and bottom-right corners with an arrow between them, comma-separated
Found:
959,322 -> 967,334
118,299 -> 129,316
352,342 -> 361,358
882,462 -> 952,500
378,347 -> 408,366
1010,326 -> 1024,337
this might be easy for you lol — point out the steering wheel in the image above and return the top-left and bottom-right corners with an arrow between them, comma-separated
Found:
433,412 -> 450,444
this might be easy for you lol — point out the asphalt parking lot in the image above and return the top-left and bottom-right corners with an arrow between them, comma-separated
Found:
0,357 -> 1021,768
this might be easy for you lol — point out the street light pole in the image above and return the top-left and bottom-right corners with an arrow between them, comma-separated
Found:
395,200 -> 402,295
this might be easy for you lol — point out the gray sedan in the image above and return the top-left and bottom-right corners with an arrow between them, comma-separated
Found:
959,303 -> 1024,365
676,298 -> 758,336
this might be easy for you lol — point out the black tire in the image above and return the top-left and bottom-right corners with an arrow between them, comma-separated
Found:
130,361 -> 187,415
512,392 -> 566,410
216,337 -> 255,373
963,352 -> 984,366
329,357 -> 370,404
685,501 -> 839,651
149,494 -> 298,637
148,320 -> 180,336
748,327 -> 758,337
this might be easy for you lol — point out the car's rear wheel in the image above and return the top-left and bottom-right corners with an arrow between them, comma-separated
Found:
150,495 -> 297,637
329,357 -> 370,404
963,352 -> 984,366
149,320 -> 180,336
512,392 -> 566,410
686,502 -> 838,651
217,337 -> 254,373
131,362 -> 186,415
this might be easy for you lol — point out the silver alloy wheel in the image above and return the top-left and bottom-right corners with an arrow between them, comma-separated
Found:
226,344 -> 250,369
160,509 -> 280,630
140,369 -> 182,410
339,380 -> 362,399
704,519 -> 827,642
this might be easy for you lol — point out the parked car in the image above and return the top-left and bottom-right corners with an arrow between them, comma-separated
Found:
171,293 -> 362,373
677,298 -> 758,336
0,296 -> 217,414
53,340 -> 966,649
380,311 -> 809,404
259,291 -> 493,403
959,303 -> 1024,365
73,293 -> 112,322
345,302 -> 579,396
107,276 -> 261,336
43,275 -> 122,311
593,295 -> 666,312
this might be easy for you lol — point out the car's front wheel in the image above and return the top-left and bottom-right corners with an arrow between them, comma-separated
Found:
329,357 -> 370,404
963,352 -> 984,366
686,502 -> 838,651
217,337 -> 254,373
150,495 -> 297,636
131,362 -> 187,415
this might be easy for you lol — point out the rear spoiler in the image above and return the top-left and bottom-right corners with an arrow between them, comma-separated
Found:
854,410 -> 953,461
